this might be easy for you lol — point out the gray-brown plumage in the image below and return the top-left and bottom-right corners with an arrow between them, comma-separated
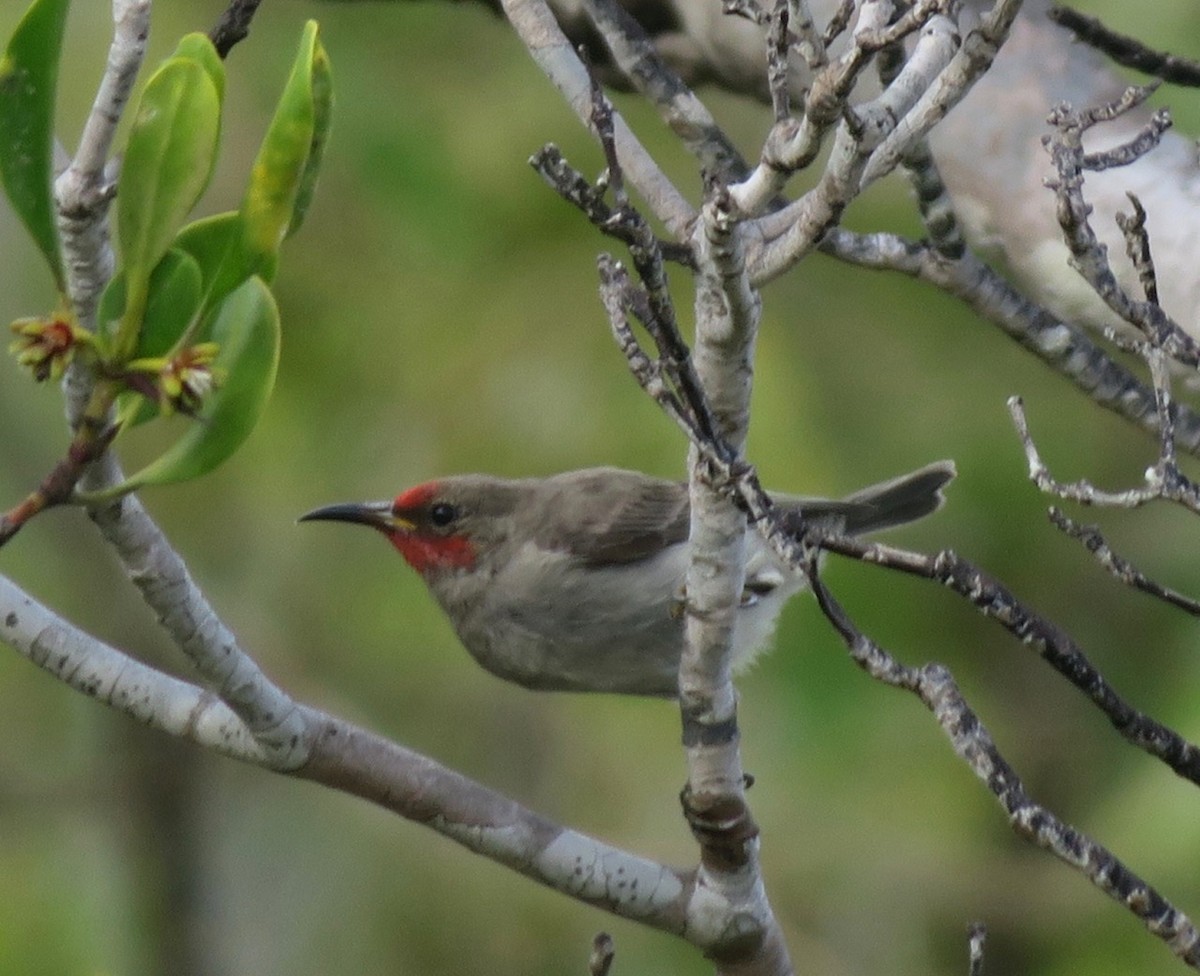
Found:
302,461 -> 955,695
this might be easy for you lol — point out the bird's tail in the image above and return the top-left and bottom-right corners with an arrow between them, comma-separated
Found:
777,460 -> 956,536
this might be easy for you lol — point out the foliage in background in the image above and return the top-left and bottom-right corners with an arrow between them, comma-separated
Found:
0,1 -> 1197,975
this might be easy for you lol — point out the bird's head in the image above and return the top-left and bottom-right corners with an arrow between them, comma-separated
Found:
300,476 -> 524,575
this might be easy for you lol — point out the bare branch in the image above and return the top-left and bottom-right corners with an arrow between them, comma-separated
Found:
811,528 -> 1200,786
500,0 -> 695,236
1048,507 -> 1200,616
677,182 -> 793,975
84,455 -> 309,766
809,569 -> 1200,967
1048,5 -> 1200,87
56,0 -> 150,420
817,230 -> 1200,456
751,8 -> 961,277
0,574 -> 276,764
1010,393 -> 1200,513
1008,396 -> 1161,507
589,933 -> 616,976
0,575 -> 747,944
1043,89 -> 1200,369
580,0 -> 750,184
766,0 -> 791,122
821,0 -> 857,49
208,0 -> 266,59
860,0 -> 1026,185
787,0 -> 828,71
531,145 -> 697,266
1116,192 -> 1158,305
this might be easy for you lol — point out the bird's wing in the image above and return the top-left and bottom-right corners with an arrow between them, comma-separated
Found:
534,468 -> 691,566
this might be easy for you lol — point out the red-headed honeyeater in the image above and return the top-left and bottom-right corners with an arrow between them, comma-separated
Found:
301,462 -> 954,695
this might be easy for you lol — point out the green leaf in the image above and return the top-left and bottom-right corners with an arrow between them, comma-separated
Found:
103,249 -> 206,428
120,276 -> 280,489
174,210 -> 277,314
140,249 -> 204,357
0,0 -> 69,289
100,248 -> 205,356
172,33 -> 225,105
241,21 -> 322,264
117,56 -> 221,351
287,29 -> 333,239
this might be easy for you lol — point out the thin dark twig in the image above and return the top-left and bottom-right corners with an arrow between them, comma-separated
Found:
819,228 -> 1200,454
1082,108 -> 1172,172
1008,396 -> 1161,507
585,48 -> 629,209
811,527 -> 1200,786
1116,192 -> 1158,305
1049,507 -> 1200,615
582,0 -> 752,186
529,146 -> 695,267
588,932 -> 615,976
822,0 -> 857,48
1043,89 -> 1199,371
807,566 -> 1200,968
768,0 -> 792,122
1048,6 -> 1200,87
208,0 -> 265,59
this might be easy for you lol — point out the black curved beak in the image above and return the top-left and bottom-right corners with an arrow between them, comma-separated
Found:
298,500 -> 404,531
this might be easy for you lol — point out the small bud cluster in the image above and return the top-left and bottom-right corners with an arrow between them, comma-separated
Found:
9,314 -> 91,382
127,343 -> 225,417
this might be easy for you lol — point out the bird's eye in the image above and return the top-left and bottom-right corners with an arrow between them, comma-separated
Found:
429,502 -> 458,527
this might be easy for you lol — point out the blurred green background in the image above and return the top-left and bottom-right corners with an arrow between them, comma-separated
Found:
2,1 -> 1200,973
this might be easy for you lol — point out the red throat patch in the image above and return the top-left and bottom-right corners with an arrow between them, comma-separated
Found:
387,531 -> 475,573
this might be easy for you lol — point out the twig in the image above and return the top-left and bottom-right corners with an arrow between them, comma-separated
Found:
500,0 -> 695,237
807,569 -> 1200,967
967,923 -> 986,976
788,0 -> 828,71
1048,507 -> 1200,615
1116,192 -> 1158,305
1010,391 -> 1200,513
767,0 -> 792,122
859,0 -> 1025,186
0,417 -> 116,546
1048,6 -> 1200,87
529,146 -> 695,268
811,527 -> 1200,786
208,0 -> 265,58
1008,396 -> 1161,507
821,0 -> 857,49
1043,89 -> 1200,369
588,933 -> 615,976
580,0 -> 750,185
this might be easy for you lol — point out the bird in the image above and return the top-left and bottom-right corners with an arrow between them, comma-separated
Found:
300,462 -> 955,696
